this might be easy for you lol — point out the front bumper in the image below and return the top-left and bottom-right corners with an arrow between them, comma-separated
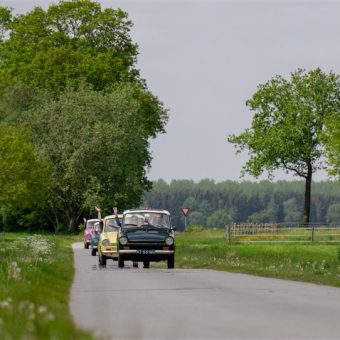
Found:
102,250 -> 118,255
100,247 -> 118,258
118,248 -> 174,262
119,250 -> 174,254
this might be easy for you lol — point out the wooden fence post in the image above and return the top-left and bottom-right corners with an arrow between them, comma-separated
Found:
311,224 -> 314,242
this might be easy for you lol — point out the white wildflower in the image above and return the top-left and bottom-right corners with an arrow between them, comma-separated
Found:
0,297 -> 12,310
46,313 -> 55,321
37,305 -> 48,314
8,261 -> 21,281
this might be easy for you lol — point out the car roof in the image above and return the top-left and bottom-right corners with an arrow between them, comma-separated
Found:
123,209 -> 170,216
86,219 -> 99,222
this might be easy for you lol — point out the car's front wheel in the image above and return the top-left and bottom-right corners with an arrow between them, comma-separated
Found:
143,260 -> 150,269
99,252 -> 107,266
167,255 -> 175,269
91,248 -> 97,256
84,242 -> 89,249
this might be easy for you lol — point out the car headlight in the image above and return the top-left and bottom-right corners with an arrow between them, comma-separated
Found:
102,239 -> 110,246
120,236 -> 128,245
165,236 -> 174,246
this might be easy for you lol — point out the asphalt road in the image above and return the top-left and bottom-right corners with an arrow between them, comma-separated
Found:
70,243 -> 340,339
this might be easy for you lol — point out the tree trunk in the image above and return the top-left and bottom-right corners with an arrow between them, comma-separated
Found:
66,207 -> 84,233
66,207 -> 78,233
303,162 -> 313,224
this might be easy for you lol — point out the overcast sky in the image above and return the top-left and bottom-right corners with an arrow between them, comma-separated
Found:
3,0 -> 340,183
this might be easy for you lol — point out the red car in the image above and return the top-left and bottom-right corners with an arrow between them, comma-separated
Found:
83,219 -> 99,249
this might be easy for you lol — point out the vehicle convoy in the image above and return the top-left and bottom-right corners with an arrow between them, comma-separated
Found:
117,209 -> 175,269
98,214 -> 123,265
83,218 -> 99,249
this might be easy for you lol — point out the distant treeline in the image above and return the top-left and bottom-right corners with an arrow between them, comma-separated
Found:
143,179 -> 340,230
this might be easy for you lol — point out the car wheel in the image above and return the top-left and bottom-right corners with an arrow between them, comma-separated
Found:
85,243 -> 89,249
167,255 -> 175,269
143,260 -> 150,269
99,252 -> 107,266
133,262 -> 138,268
118,257 -> 124,268
91,248 -> 96,256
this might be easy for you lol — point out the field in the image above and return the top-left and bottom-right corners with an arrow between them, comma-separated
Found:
0,233 -> 93,340
175,229 -> 340,287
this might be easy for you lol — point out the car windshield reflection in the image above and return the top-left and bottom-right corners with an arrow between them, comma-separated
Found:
86,221 -> 98,228
123,212 -> 170,229
104,218 -> 120,232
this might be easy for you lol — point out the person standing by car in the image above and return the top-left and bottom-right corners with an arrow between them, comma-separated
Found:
95,206 -> 104,230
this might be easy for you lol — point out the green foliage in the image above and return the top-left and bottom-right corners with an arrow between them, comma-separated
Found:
206,209 -> 233,228
247,198 -> 280,223
188,211 -> 206,225
283,198 -> 302,222
0,7 -> 11,42
0,1 -> 168,232
326,203 -> 340,224
0,123 -> 50,209
323,107 -> 340,180
27,84 -> 167,231
0,1 -> 138,95
228,68 -> 340,223
144,179 -> 340,230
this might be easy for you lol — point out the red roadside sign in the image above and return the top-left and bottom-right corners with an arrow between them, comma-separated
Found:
181,208 -> 190,216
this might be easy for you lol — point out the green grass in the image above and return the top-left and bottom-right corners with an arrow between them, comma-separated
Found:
0,232 -> 93,340
175,229 -> 340,287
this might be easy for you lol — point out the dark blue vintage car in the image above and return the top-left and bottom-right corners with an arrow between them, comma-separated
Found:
117,209 -> 175,269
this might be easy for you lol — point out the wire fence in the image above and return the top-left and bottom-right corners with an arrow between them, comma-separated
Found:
225,223 -> 340,243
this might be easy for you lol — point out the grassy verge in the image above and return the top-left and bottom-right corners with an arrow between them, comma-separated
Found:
0,232 -> 93,340
175,229 -> 340,287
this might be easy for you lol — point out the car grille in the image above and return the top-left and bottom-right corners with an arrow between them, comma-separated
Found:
126,243 -> 171,250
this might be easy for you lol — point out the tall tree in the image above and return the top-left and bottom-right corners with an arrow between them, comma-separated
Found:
0,1 -> 138,96
0,1 -> 168,231
28,84 -> 167,231
228,68 -> 340,223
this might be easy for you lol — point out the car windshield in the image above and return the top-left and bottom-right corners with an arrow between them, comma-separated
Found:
104,218 -> 119,232
86,220 -> 98,229
123,212 -> 170,229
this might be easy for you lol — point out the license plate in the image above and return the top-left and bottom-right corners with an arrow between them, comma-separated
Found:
136,249 -> 155,254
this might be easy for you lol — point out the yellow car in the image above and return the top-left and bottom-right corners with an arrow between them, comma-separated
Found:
98,214 -> 122,266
